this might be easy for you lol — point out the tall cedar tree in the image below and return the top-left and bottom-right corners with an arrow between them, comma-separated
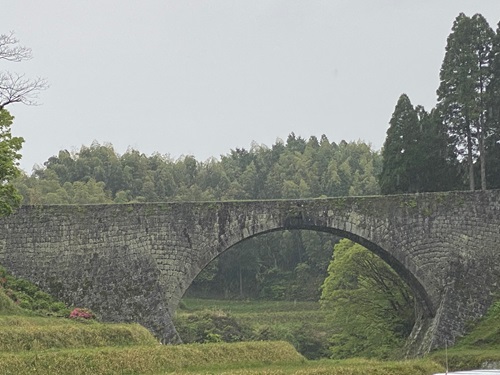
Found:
437,13 -> 494,190
379,94 -> 420,194
415,106 -> 460,192
489,22 -> 500,132
485,22 -> 500,188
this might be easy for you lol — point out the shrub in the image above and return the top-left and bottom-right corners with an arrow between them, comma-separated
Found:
19,300 -> 32,310
69,308 -> 95,320
174,310 -> 252,343
0,288 -> 24,313
0,265 -> 70,317
50,302 -> 68,313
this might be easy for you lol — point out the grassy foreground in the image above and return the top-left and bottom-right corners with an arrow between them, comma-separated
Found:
3,260 -> 500,374
0,318 -> 156,351
3,270 -> 500,374
0,340 -> 443,375
0,341 -> 306,375
0,287 -> 445,374
3,277 -> 500,374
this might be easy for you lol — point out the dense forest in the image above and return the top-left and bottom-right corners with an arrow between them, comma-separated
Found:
2,11 -> 500,359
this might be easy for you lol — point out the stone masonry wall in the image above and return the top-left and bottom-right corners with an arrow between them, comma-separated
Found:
0,190 -> 499,355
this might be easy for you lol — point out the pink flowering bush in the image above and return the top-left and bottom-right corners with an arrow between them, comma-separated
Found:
69,307 -> 95,320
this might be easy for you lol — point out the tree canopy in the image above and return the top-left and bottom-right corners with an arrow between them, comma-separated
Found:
0,109 -> 23,215
437,13 -> 495,190
380,13 -> 500,193
320,239 -> 414,359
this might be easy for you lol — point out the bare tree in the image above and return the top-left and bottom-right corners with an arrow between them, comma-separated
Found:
0,32 -> 47,109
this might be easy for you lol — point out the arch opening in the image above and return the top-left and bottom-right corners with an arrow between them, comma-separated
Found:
175,224 -> 433,359
182,225 -> 433,319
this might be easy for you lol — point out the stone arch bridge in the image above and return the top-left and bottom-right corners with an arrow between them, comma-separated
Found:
0,190 -> 499,356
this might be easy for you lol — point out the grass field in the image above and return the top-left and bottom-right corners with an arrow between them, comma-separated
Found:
180,298 -> 321,313
180,298 -> 329,326
179,298 -> 331,334
3,277 -> 500,374
0,288 -> 447,374
176,298 -> 334,359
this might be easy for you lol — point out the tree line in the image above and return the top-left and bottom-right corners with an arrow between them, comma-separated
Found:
380,13 -> 500,194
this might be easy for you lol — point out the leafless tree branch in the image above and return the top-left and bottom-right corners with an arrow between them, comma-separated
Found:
0,32 -> 32,62
0,72 -> 48,109
0,32 -> 48,109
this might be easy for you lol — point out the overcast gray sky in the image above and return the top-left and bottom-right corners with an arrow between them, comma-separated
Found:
2,1 -> 499,171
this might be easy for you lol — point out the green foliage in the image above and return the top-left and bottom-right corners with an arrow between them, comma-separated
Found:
17,136 -> 380,204
0,266 -> 70,317
484,23 -> 500,189
436,13 -> 495,190
177,298 -> 334,360
174,309 -> 252,344
0,109 -> 23,215
320,239 -> 414,359
257,267 -> 291,300
187,230 -> 339,302
0,288 -> 25,315
380,95 -> 457,194
380,94 -> 420,194
380,13 -> 500,193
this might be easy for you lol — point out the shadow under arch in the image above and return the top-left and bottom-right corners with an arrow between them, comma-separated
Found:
176,224 -> 435,346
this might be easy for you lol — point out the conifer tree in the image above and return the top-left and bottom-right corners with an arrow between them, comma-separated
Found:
485,22 -> 500,188
489,22 -> 500,131
437,13 -> 495,190
379,94 -> 420,194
